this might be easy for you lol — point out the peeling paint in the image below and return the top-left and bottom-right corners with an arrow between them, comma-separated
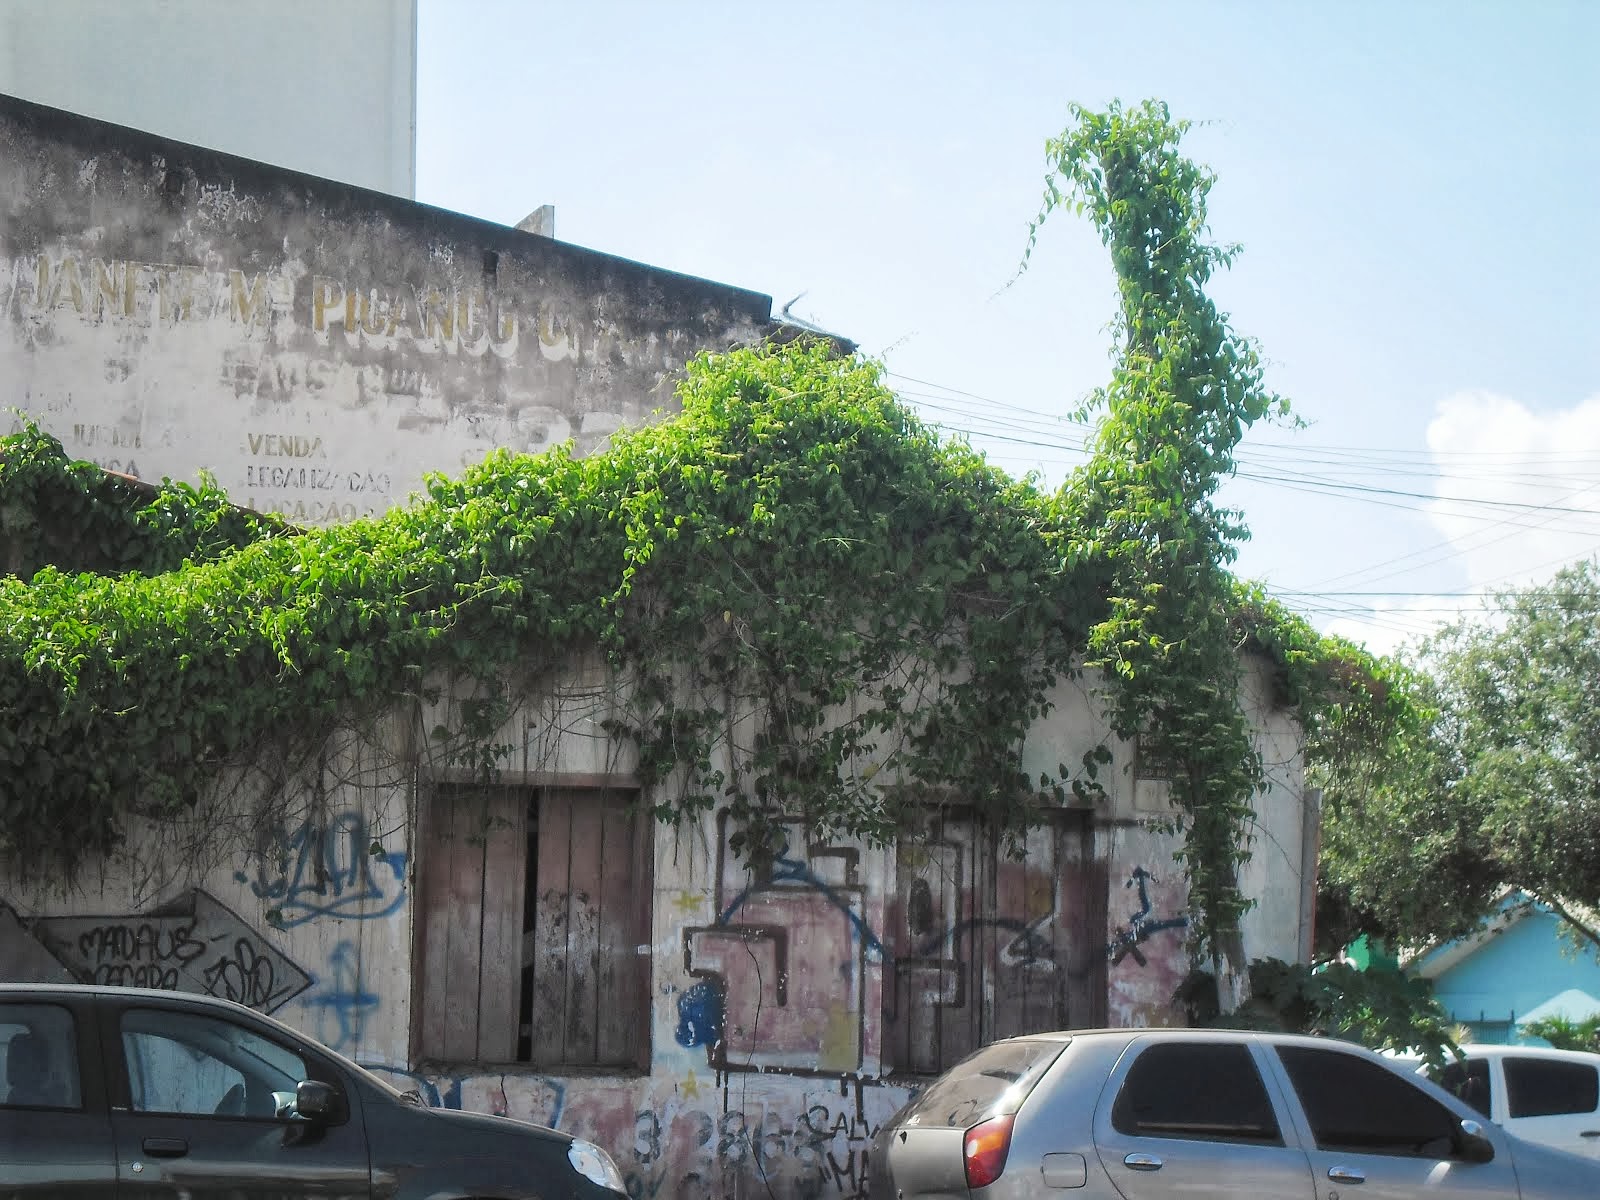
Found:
0,93 -> 775,523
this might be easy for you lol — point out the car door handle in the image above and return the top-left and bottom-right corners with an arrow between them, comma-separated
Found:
1123,1152 -> 1163,1171
1581,1130 -> 1600,1138
1327,1165 -> 1365,1184
142,1137 -> 189,1158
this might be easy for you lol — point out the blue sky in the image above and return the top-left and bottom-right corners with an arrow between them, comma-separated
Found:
416,1 -> 1599,654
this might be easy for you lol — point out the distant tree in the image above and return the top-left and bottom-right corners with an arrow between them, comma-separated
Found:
1188,957 -> 1461,1068
1522,1015 -> 1600,1053
1319,558 -> 1600,955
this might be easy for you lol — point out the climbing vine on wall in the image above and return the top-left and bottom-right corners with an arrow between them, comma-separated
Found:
0,430 -> 287,578
0,346 -> 1110,878
0,102 -> 1402,975
1027,99 -> 1315,969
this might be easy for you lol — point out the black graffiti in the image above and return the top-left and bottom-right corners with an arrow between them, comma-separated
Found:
91,963 -> 179,989
29,889 -> 311,1014
77,920 -> 206,968
634,1109 -> 664,1165
822,1147 -> 870,1196
1106,866 -> 1189,967
201,937 -> 278,1008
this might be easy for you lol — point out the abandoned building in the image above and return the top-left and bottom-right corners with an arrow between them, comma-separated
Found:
0,92 -> 1320,1199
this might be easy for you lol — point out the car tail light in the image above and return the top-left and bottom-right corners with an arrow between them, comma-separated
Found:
963,1115 -> 1014,1190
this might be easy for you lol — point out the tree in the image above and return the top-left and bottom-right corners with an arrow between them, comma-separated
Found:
1319,557 -> 1600,954
1522,1015 -> 1600,1053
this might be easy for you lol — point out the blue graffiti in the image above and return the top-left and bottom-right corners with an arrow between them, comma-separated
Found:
302,941 -> 380,1052
718,846 -> 885,959
675,979 -> 725,1048
235,810 -> 407,928
1106,866 -> 1188,966
716,842 -> 1071,970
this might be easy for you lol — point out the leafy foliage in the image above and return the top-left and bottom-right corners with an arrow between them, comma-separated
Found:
1029,99 -> 1297,966
1319,558 -> 1600,953
1522,1015 -> 1600,1053
1190,958 -> 1459,1069
0,344 -> 1113,872
0,102 -> 1398,990
0,426 -> 287,576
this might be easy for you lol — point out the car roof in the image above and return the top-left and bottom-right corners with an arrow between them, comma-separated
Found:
1449,1043 -> 1600,1064
994,1027 -> 1376,1054
0,982 -> 284,1025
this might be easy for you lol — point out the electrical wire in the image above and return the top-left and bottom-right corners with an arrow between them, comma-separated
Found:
880,371 -> 1600,643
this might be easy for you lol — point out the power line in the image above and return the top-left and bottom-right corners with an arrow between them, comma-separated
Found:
884,373 -> 1600,644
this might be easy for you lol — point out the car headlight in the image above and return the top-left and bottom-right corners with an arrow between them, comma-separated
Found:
568,1138 -> 626,1193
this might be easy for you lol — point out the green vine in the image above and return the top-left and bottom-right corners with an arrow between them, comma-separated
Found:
0,344 -> 1106,876
0,102 -> 1401,987
1021,99 -> 1303,969
0,420 -> 288,577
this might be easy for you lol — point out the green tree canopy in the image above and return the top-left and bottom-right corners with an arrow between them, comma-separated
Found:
1319,557 -> 1600,955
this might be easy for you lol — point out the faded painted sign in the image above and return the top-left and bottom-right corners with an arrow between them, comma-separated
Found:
0,93 -> 774,522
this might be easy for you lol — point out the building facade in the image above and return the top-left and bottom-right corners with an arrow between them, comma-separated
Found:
0,90 -> 1319,1200
0,0 -> 417,197
0,654 -> 1313,1200
0,91 -> 774,524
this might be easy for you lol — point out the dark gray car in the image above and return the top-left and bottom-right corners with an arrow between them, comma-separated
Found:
0,982 -> 626,1199
868,1028 -> 1600,1200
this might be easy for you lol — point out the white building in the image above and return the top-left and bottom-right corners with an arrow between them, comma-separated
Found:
0,0 -> 416,197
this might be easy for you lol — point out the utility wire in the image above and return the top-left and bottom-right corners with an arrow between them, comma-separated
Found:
883,372 -> 1600,640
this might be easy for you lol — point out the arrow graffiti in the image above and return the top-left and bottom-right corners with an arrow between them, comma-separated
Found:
28,888 -> 311,1013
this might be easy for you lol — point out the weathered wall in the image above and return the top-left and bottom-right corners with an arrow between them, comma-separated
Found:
0,0 -> 418,197
0,92 -> 775,523
0,662 -> 1308,1200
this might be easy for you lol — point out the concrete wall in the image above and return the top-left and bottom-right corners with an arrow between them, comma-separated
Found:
0,0 -> 417,198
0,661 -> 1309,1200
0,92 -> 775,523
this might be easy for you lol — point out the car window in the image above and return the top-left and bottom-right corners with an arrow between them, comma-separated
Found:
896,1039 -> 1066,1128
1504,1057 -> 1599,1118
1111,1042 -> 1282,1144
1279,1046 -> 1459,1158
0,1003 -> 82,1110
1434,1056 -> 1493,1117
121,1007 -> 307,1119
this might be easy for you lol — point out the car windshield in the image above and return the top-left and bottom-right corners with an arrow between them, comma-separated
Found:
898,1039 -> 1067,1128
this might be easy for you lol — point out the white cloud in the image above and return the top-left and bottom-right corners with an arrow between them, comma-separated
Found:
1424,390 -> 1600,594
1315,391 -> 1600,659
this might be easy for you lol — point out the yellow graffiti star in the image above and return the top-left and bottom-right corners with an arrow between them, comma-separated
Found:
672,889 -> 707,915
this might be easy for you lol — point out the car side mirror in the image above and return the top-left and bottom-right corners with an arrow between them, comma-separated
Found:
294,1079 -> 336,1123
1455,1118 -> 1495,1163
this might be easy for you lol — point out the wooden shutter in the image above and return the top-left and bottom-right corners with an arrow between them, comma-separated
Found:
415,785 -> 527,1063
887,809 -> 1105,1073
528,788 -> 650,1069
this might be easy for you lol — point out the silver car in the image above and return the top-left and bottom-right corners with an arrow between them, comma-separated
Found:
868,1028 -> 1600,1200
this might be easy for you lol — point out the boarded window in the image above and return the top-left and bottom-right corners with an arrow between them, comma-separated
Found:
885,809 -> 1103,1074
415,785 -> 651,1070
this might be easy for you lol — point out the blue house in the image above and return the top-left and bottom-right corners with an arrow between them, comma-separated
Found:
1411,895 -> 1600,1044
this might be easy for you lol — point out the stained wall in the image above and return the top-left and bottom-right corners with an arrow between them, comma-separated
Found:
0,91 -> 775,524
0,662 -> 1310,1200
0,89 -> 1314,1200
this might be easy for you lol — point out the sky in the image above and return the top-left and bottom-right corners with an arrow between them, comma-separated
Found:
415,0 -> 1599,656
